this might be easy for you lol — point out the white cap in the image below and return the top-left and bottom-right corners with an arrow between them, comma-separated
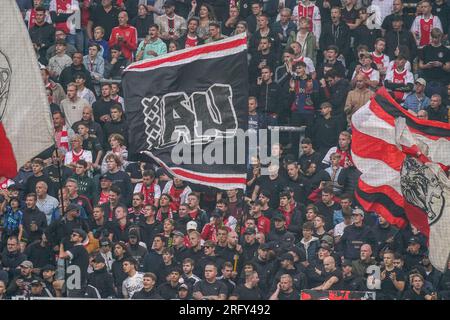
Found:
186,221 -> 198,231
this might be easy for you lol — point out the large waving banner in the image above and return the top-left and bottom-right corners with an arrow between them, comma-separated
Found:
122,34 -> 248,190
351,88 -> 450,271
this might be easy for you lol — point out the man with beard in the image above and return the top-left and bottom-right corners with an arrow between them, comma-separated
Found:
6,260 -> 41,297
133,169 -> 161,207
285,162 -> 308,205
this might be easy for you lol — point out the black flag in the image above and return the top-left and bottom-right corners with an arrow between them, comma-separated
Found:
122,34 -> 248,190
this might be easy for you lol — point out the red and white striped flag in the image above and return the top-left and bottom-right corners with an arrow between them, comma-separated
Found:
352,88 -> 450,271
0,0 -> 54,179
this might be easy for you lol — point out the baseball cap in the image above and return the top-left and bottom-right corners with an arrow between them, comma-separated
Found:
173,230 -> 184,237
259,243 -> 271,250
163,0 -> 176,7
31,280 -> 43,286
244,227 -> 257,235
415,78 -> 427,86
280,253 -> 294,262
342,259 -> 353,267
211,209 -> 222,218
66,203 -> 81,213
186,221 -> 198,231
408,236 -> 421,245
100,239 -> 112,247
273,213 -> 286,221
319,243 -> 332,252
259,190 -> 272,198
281,233 -> 295,243
352,208 -> 365,217
100,174 -> 112,181
42,264 -> 56,272
179,283 -> 189,291
93,254 -> 106,264
72,228 -> 87,241
20,260 -> 34,268
321,235 -> 334,247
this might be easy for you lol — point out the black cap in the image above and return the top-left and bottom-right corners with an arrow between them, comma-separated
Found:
100,174 -> 112,181
244,227 -> 257,235
259,243 -> 271,250
319,243 -> 332,251
163,0 -> 176,7
342,259 -> 353,267
93,254 -> 105,264
66,203 -> 81,213
287,245 -> 303,258
281,233 -> 295,243
259,190 -> 272,198
173,230 -> 184,237
100,239 -> 112,247
31,280 -> 43,286
110,44 -> 121,52
392,15 -> 403,22
72,228 -> 87,241
280,253 -> 294,262
42,264 -> 56,272
273,213 -> 286,221
211,209 -> 222,218
408,236 -> 421,245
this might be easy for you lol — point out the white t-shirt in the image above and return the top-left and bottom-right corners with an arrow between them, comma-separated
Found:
122,272 -> 144,299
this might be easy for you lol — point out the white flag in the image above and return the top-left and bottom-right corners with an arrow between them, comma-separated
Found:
0,0 -> 54,178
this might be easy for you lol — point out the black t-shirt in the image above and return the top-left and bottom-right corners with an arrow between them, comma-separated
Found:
25,174 -> 54,197
90,5 -> 120,40
139,220 -> 163,249
231,284 -> 263,300
278,289 -> 300,300
256,175 -> 288,209
402,288 -> 427,300
67,244 -> 89,285
315,201 -> 342,231
323,269 -> 343,290
92,99 -> 117,124
341,7 -> 359,24
380,267 -> 406,300
88,218 -> 113,239
82,136 -> 103,162
193,279 -> 228,298
420,44 -> 450,82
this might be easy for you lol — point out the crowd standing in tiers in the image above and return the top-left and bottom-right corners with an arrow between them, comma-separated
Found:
1,0 -> 450,300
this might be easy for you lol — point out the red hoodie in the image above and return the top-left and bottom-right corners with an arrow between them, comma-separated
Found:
109,24 -> 137,61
